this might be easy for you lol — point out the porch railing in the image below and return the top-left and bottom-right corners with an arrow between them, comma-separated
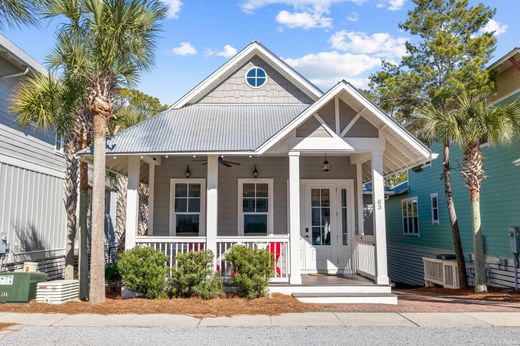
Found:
135,235 -> 290,282
216,236 -> 290,282
422,257 -> 460,289
356,237 -> 376,279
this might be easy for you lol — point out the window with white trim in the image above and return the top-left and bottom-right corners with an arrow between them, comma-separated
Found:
430,193 -> 439,224
170,179 -> 205,236
55,131 -> 64,153
401,197 -> 419,235
238,179 -> 273,236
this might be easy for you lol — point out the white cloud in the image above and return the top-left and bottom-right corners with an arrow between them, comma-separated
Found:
481,19 -> 508,36
284,51 -> 380,88
160,0 -> 182,19
241,0 -> 365,13
346,12 -> 359,22
329,30 -> 407,61
171,42 -> 197,56
276,10 -> 332,29
376,0 -> 405,11
206,45 -> 238,58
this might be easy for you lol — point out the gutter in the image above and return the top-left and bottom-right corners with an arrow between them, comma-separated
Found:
0,66 -> 29,79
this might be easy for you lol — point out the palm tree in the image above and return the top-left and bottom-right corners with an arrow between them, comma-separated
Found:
10,72 -> 87,281
414,104 -> 469,289
0,0 -> 40,28
417,94 -> 520,293
46,0 -> 166,304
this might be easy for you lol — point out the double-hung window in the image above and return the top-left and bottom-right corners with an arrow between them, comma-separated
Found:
170,179 -> 205,236
401,197 -> 419,235
430,193 -> 439,224
238,179 -> 273,236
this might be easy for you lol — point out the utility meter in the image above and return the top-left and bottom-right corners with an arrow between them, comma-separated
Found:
509,227 -> 520,254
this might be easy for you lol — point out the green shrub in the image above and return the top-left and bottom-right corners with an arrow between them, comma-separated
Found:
171,250 -> 222,299
105,262 -> 121,290
118,246 -> 169,299
225,245 -> 274,299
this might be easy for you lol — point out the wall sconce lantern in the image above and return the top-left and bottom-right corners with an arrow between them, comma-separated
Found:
252,165 -> 259,178
322,155 -> 330,172
185,165 -> 191,178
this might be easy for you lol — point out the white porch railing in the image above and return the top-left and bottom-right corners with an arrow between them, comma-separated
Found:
216,236 -> 290,282
135,235 -> 290,282
356,237 -> 376,279
422,257 -> 460,289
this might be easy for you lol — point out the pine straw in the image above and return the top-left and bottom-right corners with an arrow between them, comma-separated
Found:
0,294 -> 322,317
0,323 -> 14,330
402,287 -> 520,303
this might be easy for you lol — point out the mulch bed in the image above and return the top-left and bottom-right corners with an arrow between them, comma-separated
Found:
401,287 -> 520,303
0,294 -> 321,317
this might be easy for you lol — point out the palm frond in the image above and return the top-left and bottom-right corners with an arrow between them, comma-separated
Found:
0,0 -> 40,29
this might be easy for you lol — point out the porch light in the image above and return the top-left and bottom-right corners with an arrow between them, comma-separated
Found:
252,165 -> 259,178
185,165 -> 191,178
322,155 -> 330,172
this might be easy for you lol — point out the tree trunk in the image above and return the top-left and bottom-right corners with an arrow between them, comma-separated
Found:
63,131 -> 79,280
442,142 -> 469,289
78,159 -> 90,300
462,144 -> 487,293
89,110 -> 107,304
116,175 -> 127,253
138,182 -> 149,236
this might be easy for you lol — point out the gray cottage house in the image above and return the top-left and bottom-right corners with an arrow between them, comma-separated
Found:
0,34 -> 66,278
83,42 -> 435,303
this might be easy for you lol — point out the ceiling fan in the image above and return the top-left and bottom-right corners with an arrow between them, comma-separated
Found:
193,156 -> 241,168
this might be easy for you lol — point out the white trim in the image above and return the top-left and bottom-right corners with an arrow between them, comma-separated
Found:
334,96 -> 340,134
171,42 -> 322,109
401,196 -> 419,236
491,88 -> 520,105
237,178 -> 274,236
288,152 -> 302,284
169,178 -> 206,236
148,164 -> 155,234
356,163 -> 364,236
430,193 -> 439,225
0,33 -> 48,75
312,113 -> 341,138
0,153 -> 64,179
125,156 -> 140,249
244,66 -> 268,89
340,111 -> 362,137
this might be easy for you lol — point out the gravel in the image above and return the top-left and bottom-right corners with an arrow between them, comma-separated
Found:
2,326 -> 520,345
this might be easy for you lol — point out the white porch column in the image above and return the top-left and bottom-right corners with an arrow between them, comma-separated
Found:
371,151 -> 390,285
147,163 -> 155,235
206,155 -> 218,264
289,152 -> 302,285
125,156 -> 140,250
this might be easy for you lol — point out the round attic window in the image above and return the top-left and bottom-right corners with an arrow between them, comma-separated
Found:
245,67 -> 267,88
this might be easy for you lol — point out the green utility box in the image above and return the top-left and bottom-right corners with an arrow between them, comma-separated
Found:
0,272 -> 48,303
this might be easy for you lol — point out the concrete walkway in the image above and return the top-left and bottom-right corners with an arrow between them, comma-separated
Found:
0,312 -> 519,328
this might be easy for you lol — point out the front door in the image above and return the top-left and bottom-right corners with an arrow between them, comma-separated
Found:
300,180 -> 353,274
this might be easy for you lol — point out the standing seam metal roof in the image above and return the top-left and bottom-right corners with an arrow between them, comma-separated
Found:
100,104 -> 309,153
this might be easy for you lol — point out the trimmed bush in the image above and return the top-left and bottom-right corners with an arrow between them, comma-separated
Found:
225,245 -> 274,299
171,250 -> 222,299
118,246 -> 169,299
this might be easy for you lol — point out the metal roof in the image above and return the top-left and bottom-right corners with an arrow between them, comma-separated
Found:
94,104 -> 309,154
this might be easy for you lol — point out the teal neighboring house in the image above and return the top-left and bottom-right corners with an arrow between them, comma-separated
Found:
386,48 -> 520,288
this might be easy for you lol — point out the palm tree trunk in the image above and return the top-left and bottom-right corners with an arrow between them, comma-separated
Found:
63,131 -> 79,280
116,175 -> 127,252
78,159 -> 90,300
442,142 -> 469,289
89,109 -> 108,304
138,182 -> 149,236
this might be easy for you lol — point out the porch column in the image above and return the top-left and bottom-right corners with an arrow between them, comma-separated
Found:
125,156 -> 140,250
206,155 -> 218,266
147,163 -> 155,235
289,152 -> 302,285
371,151 -> 390,285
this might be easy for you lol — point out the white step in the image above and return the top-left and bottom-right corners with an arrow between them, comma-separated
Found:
293,292 -> 398,305
269,285 -> 392,295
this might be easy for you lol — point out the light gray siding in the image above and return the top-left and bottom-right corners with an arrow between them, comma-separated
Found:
295,117 -> 331,138
0,56 -> 64,172
0,162 -> 66,258
197,56 -> 313,105
152,156 -> 357,236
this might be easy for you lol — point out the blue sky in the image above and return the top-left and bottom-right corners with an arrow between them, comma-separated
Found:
2,0 -> 517,105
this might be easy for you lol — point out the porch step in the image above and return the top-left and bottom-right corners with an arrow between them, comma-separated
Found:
292,292 -> 398,305
269,285 -> 392,295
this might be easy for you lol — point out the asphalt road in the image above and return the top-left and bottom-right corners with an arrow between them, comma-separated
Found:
2,326 -> 520,345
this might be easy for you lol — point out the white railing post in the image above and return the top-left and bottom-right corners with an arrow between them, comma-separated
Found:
125,156 -> 140,250
206,155 -> 218,267
289,152 -> 302,285
371,151 -> 390,285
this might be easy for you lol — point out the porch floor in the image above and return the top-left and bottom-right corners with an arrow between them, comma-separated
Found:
301,274 -> 375,286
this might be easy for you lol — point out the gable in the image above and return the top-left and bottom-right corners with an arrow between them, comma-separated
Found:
295,117 -> 332,138
196,56 -> 313,105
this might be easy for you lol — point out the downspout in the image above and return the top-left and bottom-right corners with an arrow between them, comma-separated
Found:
0,66 -> 29,79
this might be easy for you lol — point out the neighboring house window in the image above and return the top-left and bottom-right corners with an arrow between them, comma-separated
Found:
421,161 -> 432,169
238,179 -> 273,236
245,67 -> 267,88
170,179 -> 205,236
401,197 -> 419,235
430,193 -> 439,224
55,131 -> 64,153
